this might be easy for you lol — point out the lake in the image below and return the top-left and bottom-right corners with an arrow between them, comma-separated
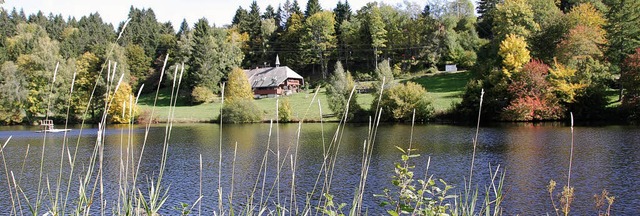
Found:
0,122 -> 638,215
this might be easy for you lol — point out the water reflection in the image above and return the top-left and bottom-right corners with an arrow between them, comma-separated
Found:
0,123 -> 639,215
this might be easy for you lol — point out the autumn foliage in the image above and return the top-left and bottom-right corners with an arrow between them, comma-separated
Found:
107,82 -> 137,124
501,60 -> 563,121
622,48 -> 640,120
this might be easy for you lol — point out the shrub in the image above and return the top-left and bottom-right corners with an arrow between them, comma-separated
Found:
374,82 -> 433,122
278,97 -> 293,122
501,60 -> 564,121
191,86 -> 215,104
458,50 -> 477,69
220,100 -> 263,123
136,109 -> 158,124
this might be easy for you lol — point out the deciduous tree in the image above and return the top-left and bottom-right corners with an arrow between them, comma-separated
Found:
499,34 -> 530,78
492,0 -> 539,40
225,67 -> 253,103
302,11 -> 336,79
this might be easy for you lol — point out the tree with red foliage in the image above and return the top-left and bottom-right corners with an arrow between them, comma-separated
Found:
622,48 -> 640,120
501,60 -> 564,121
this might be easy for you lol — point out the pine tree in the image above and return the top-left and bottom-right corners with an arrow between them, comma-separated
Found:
326,61 -> 359,120
333,0 -> 352,63
291,0 -> 302,15
476,0 -> 500,39
177,19 -> 189,36
263,5 -> 276,19
605,0 -> 640,74
305,0 -> 322,17
275,5 -> 284,31
189,18 -> 213,92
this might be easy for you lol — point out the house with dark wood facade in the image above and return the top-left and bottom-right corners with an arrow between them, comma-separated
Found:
245,56 -> 304,98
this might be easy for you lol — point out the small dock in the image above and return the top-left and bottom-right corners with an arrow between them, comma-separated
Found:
37,120 -> 71,133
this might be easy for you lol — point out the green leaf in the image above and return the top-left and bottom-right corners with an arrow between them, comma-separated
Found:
387,210 -> 400,216
395,145 -> 406,154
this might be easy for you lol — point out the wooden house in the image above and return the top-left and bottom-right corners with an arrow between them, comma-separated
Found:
245,56 -> 304,98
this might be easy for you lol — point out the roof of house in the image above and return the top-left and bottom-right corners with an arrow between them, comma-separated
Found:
245,66 -> 304,88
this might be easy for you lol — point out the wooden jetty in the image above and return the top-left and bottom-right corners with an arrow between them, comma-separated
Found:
37,119 -> 71,133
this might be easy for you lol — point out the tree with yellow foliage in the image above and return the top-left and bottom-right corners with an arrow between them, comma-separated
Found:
220,67 -> 263,123
499,34 -> 530,78
225,67 -> 253,103
548,60 -> 588,103
107,82 -> 137,124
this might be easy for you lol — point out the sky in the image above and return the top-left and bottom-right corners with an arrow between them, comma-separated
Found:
1,0 -> 414,29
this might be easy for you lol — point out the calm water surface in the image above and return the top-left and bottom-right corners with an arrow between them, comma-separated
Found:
0,123 -> 638,215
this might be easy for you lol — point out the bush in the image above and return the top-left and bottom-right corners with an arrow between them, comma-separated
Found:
278,97 -> 293,122
191,86 -> 215,104
373,82 -> 434,122
501,60 -> 564,121
220,100 -> 263,123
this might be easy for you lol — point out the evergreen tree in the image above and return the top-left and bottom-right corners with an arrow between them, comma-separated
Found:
188,18 -> 214,93
275,5 -> 285,31
232,6 -> 248,29
326,61 -> 359,120
334,0 -> 352,63
177,19 -> 189,36
46,14 -> 66,41
118,7 -> 161,58
243,1 -> 262,67
305,0 -> 322,17
263,5 -> 276,19
476,0 -> 500,39
188,18 -> 244,100
279,13 -> 305,70
605,0 -> 640,75
125,44 -> 152,90
291,0 -> 302,15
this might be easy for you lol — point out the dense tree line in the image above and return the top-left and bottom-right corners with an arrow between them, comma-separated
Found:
0,6 -> 245,124
456,0 -> 640,122
1,0 -> 640,124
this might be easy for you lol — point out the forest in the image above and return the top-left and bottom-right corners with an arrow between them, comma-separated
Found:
0,0 -> 640,124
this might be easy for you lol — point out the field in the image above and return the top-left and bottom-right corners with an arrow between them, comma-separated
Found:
137,71 -> 472,122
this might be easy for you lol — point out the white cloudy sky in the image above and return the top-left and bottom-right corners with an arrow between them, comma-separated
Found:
2,0 -> 417,29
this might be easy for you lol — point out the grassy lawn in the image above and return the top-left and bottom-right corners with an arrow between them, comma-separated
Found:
138,71 -> 472,122
406,71 -> 472,112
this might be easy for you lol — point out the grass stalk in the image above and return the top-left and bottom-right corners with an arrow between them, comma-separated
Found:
469,88 -> 484,187
1,136 -> 16,215
229,142 -> 238,215
218,82 -> 225,215
199,154 -> 202,216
